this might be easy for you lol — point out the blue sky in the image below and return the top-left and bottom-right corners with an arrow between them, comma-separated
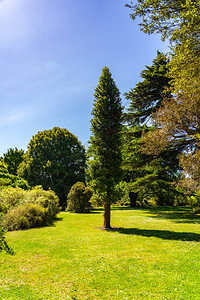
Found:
0,0 -> 168,156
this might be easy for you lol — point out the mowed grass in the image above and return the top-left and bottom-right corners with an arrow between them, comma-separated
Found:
1,207 -> 200,300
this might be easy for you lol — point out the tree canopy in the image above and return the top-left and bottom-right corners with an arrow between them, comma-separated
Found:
3,148 -> 24,175
125,51 -> 170,126
126,0 -> 200,191
123,50 -> 187,205
18,127 -> 86,208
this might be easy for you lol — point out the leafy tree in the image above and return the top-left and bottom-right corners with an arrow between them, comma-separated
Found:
18,127 -> 86,208
125,0 -> 200,45
3,148 -> 24,175
88,67 -> 123,229
67,182 -> 93,213
126,0 -> 200,191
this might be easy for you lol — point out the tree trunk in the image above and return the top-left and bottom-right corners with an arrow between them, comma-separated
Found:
103,202 -> 111,229
129,192 -> 138,207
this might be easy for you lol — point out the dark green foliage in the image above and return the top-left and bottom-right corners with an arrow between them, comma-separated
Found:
67,182 -> 93,213
0,226 -> 14,254
0,161 -> 29,190
122,125 -> 183,206
88,67 -> 123,228
3,148 -> 24,175
123,53 -> 185,206
125,51 -> 170,126
18,127 -> 86,208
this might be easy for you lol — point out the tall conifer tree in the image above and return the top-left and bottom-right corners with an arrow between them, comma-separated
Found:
88,67 -> 123,229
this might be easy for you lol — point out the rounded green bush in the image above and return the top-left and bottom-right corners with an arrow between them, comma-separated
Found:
2,203 -> 46,231
27,186 -> 60,219
0,186 -> 60,230
67,182 -> 93,213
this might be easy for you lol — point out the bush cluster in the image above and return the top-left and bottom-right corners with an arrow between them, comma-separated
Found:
2,203 -> 46,231
67,182 -> 93,213
0,186 -> 60,231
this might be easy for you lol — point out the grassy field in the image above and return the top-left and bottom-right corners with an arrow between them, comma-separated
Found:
1,207 -> 200,299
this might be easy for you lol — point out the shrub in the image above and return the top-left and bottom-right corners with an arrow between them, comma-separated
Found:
189,190 -> 200,213
0,187 -> 27,213
67,182 -> 93,213
2,203 -> 46,231
27,186 -> 60,220
0,186 -> 60,230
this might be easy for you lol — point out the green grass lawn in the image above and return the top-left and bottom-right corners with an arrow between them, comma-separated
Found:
1,207 -> 200,299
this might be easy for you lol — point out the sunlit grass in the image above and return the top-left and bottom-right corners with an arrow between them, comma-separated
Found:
1,207 -> 200,299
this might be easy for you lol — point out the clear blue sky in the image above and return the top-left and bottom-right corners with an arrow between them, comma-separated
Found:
0,0 -> 168,156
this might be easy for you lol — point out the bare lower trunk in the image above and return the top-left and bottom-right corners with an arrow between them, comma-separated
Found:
103,202 -> 111,229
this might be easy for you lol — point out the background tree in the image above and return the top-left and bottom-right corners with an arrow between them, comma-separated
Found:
88,67 -> 123,229
123,53 -> 183,206
125,0 -> 200,45
126,0 -> 200,191
122,125 -> 182,206
18,127 -> 86,208
3,148 -> 24,175
125,51 -> 170,125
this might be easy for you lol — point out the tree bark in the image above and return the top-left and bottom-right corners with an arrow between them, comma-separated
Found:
129,192 -> 138,207
103,202 -> 111,229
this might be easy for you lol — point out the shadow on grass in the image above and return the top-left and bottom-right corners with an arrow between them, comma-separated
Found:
111,227 -> 200,242
141,207 -> 200,224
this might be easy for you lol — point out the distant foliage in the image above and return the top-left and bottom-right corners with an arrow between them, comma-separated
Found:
0,186 -> 60,230
0,162 -> 30,190
189,191 -> 200,213
89,193 -> 104,208
3,148 -> 24,175
67,182 -> 93,213
18,127 -> 86,209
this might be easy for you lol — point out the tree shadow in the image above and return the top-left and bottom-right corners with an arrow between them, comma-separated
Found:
110,227 -> 200,242
141,207 -> 200,224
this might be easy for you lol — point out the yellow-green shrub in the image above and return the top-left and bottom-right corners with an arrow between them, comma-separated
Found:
0,186 -> 60,230
27,186 -> 60,218
0,187 -> 26,213
2,203 -> 46,231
